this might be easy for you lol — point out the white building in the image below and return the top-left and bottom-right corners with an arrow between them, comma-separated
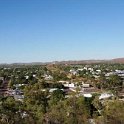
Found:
83,94 -> 92,98
64,83 -> 75,88
82,83 -> 90,88
99,93 -> 114,100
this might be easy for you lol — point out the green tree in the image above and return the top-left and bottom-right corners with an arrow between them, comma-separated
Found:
49,89 -> 65,106
103,100 -> 124,124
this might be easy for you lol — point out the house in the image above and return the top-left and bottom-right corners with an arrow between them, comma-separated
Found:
49,88 -> 58,93
63,83 -> 75,88
14,94 -> 24,101
77,68 -> 84,71
13,89 -> 24,101
59,81 -> 69,84
82,83 -> 90,88
21,111 -> 28,118
88,68 -> 94,72
105,72 -> 116,77
44,75 -> 53,80
96,70 -> 101,73
99,93 -> 114,100
25,76 -> 29,79
70,69 -> 77,75
115,70 -> 124,74
83,94 -> 92,98
83,67 -> 88,70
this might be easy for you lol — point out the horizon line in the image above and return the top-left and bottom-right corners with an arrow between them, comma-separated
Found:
0,57 -> 123,65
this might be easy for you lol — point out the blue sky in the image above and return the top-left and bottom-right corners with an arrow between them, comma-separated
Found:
0,0 -> 124,63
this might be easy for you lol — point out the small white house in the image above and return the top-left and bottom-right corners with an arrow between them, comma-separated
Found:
96,70 -> 101,73
88,68 -> 93,72
64,83 -> 75,88
59,81 -> 69,84
44,75 -> 53,80
99,93 -> 114,100
70,69 -> 77,75
78,68 -> 84,71
82,83 -> 90,88
49,88 -> 58,93
25,76 -> 29,79
83,94 -> 92,98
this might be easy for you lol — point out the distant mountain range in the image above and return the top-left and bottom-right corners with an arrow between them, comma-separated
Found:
111,58 -> 124,63
1,58 -> 124,66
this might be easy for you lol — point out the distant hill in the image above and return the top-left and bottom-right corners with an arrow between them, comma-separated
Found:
44,58 -> 124,64
0,58 -> 124,66
111,58 -> 124,63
